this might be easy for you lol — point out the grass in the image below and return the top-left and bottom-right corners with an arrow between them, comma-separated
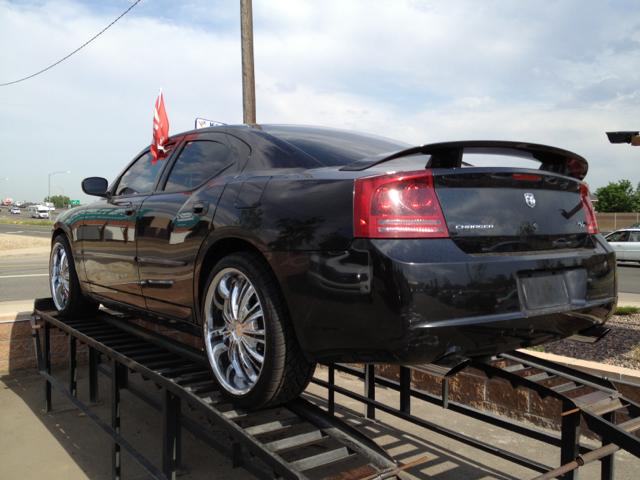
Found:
632,343 -> 640,363
0,218 -> 55,227
616,306 -> 640,316
526,345 -> 546,352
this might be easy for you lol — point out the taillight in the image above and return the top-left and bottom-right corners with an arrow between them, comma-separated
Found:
354,170 -> 449,238
580,183 -> 599,234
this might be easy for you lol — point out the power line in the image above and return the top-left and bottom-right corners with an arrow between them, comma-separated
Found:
0,0 -> 142,87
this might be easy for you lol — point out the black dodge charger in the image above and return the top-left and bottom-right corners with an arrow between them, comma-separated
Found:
49,125 -> 616,408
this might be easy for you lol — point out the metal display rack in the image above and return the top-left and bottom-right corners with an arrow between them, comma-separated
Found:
31,298 -> 407,480
316,355 -> 640,480
31,297 -> 640,479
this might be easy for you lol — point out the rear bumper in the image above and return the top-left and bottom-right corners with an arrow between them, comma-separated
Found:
269,235 -> 616,364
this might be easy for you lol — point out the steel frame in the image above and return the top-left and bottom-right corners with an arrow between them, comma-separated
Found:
30,300 -> 407,480
314,358 -> 640,480
30,297 -> 640,480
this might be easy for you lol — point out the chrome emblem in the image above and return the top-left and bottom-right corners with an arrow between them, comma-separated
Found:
524,193 -> 536,208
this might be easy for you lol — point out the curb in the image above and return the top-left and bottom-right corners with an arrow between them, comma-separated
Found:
519,349 -> 640,386
0,311 -> 32,322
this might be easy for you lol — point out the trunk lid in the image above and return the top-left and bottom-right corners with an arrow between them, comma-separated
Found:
433,169 -> 593,254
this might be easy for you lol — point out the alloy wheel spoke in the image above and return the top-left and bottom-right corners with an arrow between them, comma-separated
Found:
229,341 -> 248,382
230,277 -> 244,320
238,342 -> 258,381
55,283 -> 66,305
222,305 -> 234,326
242,327 -> 265,339
241,337 -> 264,363
208,326 -> 226,338
223,297 -> 234,325
241,309 -> 263,326
238,284 -> 255,319
60,258 -> 68,278
59,250 -> 67,272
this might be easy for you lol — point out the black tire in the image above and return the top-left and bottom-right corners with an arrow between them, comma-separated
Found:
50,235 -> 99,318
201,251 -> 315,409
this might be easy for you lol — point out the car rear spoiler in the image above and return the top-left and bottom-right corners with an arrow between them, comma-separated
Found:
340,140 -> 588,180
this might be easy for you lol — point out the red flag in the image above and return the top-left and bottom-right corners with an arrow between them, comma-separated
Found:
151,89 -> 169,163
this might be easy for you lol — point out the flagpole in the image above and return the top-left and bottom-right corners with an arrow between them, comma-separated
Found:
240,0 -> 256,124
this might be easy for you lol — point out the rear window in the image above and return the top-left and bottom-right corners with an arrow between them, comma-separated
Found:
262,125 -> 410,167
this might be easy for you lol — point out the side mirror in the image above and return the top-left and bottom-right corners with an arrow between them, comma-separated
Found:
82,177 -> 109,197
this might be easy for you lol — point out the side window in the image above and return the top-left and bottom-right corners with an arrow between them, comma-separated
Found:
115,152 -> 165,196
607,231 -> 628,242
164,140 -> 234,192
629,232 -> 640,242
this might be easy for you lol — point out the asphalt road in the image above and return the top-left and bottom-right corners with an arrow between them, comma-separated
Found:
0,207 -> 64,224
618,262 -> 640,294
1,250 -> 639,302
0,223 -> 52,239
0,254 -> 51,301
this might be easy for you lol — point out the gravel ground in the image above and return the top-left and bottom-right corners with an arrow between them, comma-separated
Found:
543,314 -> 640,369
2,232 -> 638,370
0,233 -> 49,250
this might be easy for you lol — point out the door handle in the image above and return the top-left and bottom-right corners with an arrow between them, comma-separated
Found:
124,205 -> 137,217
193,201 -> 209,216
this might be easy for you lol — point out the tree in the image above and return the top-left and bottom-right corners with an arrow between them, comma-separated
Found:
43,195 -> 72,209
594,180 -> 640,212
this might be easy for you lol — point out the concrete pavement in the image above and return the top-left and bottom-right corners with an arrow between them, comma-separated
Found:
0,245 -> 50,259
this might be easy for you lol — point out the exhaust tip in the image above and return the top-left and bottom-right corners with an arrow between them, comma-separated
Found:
565,325 -> 611,344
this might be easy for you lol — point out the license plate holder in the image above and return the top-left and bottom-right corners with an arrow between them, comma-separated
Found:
517,269 -> 580,313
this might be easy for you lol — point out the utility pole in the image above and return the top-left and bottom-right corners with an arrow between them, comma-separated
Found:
240,0 -> 256,124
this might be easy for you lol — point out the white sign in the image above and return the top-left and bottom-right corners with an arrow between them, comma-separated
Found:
195,118 -> 227,129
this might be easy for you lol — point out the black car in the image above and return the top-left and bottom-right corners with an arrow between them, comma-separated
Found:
49,125 -> 616,408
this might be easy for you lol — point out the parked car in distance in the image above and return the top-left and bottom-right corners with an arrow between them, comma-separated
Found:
49,124 -> 616,409
604,229 -> 640,263
10,207 -> 20,214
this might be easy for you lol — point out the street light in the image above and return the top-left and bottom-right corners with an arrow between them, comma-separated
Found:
48,171 -> 70,218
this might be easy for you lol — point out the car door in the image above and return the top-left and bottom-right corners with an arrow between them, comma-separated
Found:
605,230 -> 629,261
626,231 -> 640,261
82,147 -> 174,308
136,133 -> 240,320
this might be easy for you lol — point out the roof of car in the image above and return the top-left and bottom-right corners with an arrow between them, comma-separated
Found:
608,228 -> 640,233
165,124 -> 589,178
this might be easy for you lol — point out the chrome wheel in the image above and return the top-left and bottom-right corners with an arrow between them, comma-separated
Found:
203,267 -> 266,396
50,243 -> 70,311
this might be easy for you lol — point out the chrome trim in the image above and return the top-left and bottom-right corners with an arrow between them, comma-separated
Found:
83,252 -> 135,262
138,257 -> 187,266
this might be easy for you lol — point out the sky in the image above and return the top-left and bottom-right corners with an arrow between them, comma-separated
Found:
1,0 -> 639,205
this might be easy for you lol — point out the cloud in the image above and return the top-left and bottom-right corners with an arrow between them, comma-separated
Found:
1,0 -> 640,204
